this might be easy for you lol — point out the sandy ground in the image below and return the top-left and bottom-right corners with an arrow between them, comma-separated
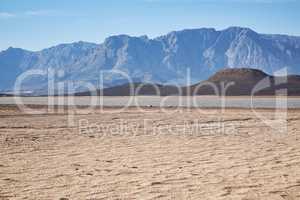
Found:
0,106 -> 300,200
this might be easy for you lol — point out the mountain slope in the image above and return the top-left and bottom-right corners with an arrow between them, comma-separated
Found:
1,27 -> 300,92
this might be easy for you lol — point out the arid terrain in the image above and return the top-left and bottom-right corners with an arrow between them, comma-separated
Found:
0,105 -> 300,200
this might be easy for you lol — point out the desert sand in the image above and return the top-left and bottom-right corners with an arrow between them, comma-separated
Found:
0,105 -> 300,200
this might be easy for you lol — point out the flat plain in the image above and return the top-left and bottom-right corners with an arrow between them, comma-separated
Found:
1,96 -> 300,108
0,105 -> 300,199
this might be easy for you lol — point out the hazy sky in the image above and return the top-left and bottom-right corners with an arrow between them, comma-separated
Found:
1,0 -> 299,51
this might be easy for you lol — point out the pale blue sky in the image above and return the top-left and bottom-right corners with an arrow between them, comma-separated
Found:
0,0 -> 299,51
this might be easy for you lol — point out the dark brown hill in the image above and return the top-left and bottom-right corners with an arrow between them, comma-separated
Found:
187,68 -> 300,96
74,68 -> 300,96
75,83 -> 179,96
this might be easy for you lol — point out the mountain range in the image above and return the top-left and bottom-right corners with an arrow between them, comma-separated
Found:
1,26 -> 300,93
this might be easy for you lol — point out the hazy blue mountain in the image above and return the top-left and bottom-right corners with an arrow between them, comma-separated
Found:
1,27 -> 300,92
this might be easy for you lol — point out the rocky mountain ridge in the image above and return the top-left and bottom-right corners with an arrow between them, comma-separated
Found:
1,26 -> 300,93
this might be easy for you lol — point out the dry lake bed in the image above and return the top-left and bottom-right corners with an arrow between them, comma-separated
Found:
0,96 -> 300,108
